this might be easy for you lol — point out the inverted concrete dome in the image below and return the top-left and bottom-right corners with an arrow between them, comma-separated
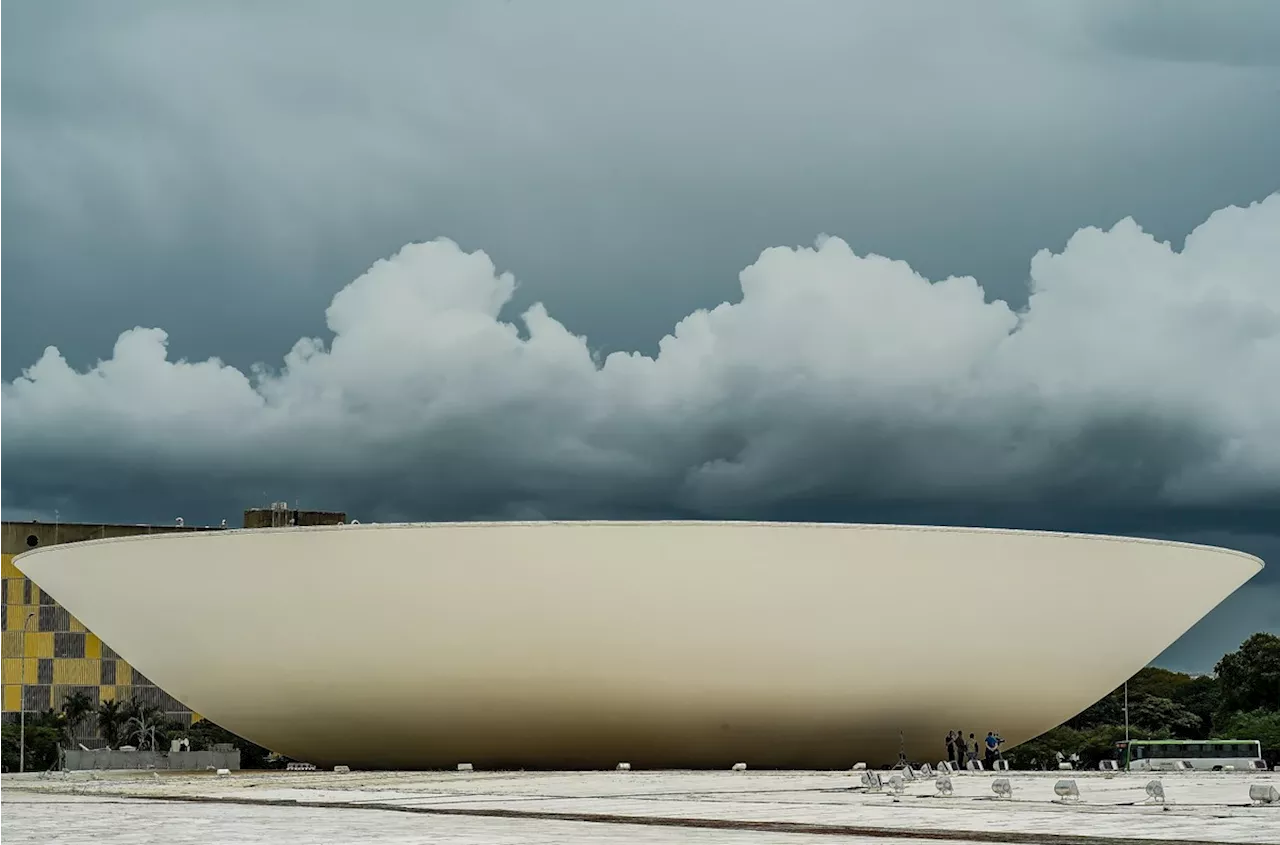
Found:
15,521 -> 1261,769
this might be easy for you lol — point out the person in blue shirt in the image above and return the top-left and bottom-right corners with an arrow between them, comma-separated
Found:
984,731 -> 1004,766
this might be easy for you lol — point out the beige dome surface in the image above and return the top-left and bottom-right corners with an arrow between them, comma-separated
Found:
16,521 -> 1262,769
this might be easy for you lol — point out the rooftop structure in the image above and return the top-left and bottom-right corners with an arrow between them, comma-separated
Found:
242,505 -> 346,530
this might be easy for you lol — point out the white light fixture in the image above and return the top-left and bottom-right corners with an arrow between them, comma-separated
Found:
1053,779 -> 1079,802
919,763 -> 933,777
457,763 -> 474,772
1098,760 -> 1119,772
851,762 -> 867,771
1249,784 -> 1279,805
862,771 -> 883,792
936,775 -> 953,796
991,778 -> 1012,799
1144,780 -> 1165,804
888,774 -> 905,794
616,762 -> 631,771
334,765 -> 351,774
732,762 -> 747,772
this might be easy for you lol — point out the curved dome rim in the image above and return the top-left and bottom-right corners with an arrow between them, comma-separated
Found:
13,519 -> 1265,572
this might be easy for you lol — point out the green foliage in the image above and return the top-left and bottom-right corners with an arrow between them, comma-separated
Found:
185,719 -> 272,769
1214,633 -> 1280,716
1125,666 -> 1196,700
1172,675 -> 1220,735
1004,726 -> 1081,770
1017,632 -> 1279,770
1127,695 -> 1202,738
96,699 -> 125,748
1216,709 -> 1280,766
1007,723 -> 1168,770
60,691 -> 96,747
1,711 -> 66,772
1067,696 -> 1123,730
1068,692 -> 1202,738
118,699 -> 173,751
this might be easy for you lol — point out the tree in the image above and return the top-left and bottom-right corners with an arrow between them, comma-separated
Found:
186,719 -> 272,769
1066,695 -> 1123,730
120,700 -> 167,751
1172,675 -> 1220,738
1216,709 -> 1280,767
1005,726 -> 1081,770
1,711 -> 65,772
1215,633 -> 1280,716
1006,723 -> 1167,770
60,691 -> 95,748
96,699 -> 125,748
1126,666 -> 1196,700
1127,695 -> 1201,738
1068,666 -> 1203,732
1074,724 -> 1166,769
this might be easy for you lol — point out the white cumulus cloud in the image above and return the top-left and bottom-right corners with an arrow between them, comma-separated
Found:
3,194 -> 1278,521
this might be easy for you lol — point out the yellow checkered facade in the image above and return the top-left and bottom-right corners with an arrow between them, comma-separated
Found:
2,535 -> 198,738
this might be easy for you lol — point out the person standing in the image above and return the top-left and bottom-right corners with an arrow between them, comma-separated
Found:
984,731 -> 1004,767
945,731 -> 956,767
968,733 -> 979,767
989,731 -> 1004,761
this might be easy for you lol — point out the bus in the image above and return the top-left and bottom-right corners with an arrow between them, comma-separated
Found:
1115,739 -> 1264,772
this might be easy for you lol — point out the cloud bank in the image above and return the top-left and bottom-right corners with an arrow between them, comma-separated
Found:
3,194 -> 1278,523
7,1 -> 1280,379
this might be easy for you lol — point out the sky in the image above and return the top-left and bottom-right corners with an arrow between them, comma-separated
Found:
2,1 -> 1279,673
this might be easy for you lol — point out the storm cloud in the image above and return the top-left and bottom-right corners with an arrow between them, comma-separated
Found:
5,1 -> 1280,371
5,193 -> 1277,526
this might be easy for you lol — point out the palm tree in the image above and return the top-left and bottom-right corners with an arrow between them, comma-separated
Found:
96,700 -> 125,748
60,691 -> 95,748
122,702 -> 166,751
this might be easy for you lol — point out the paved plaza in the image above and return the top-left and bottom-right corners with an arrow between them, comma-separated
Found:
3,768 -> 1278,844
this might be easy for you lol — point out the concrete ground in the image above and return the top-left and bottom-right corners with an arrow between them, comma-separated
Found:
3,768 -> 1277,844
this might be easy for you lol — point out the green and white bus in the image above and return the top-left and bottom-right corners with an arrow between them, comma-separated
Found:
1115,739 -> 1264,771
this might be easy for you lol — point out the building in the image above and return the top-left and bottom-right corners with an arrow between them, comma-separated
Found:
1,508 -> 343,741
242,504 -> 346,530
12,521 -> 1263,769
1,520 -> 216,736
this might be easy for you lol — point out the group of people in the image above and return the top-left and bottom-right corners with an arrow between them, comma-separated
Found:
945,730 -> 1003,768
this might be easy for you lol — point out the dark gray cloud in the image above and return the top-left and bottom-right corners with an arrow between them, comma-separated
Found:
1088,0 -> 1280,67
5,197 -> 1279,587
4,1 -> 1279,371
3,1 -> 1278,671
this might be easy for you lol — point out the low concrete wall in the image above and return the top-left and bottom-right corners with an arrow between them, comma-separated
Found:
63,749 -> 241,771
